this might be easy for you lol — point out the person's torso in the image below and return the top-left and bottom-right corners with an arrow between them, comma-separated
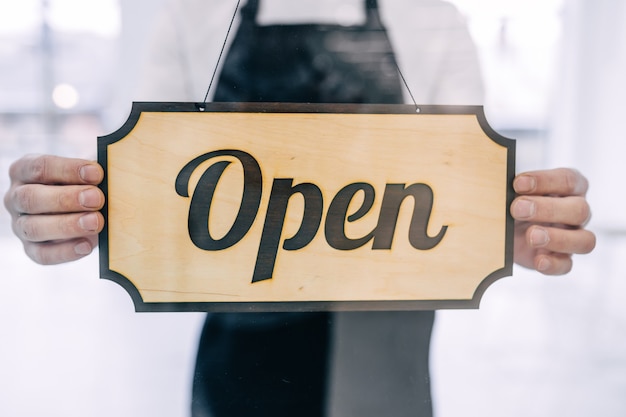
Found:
213,0 -> 405,104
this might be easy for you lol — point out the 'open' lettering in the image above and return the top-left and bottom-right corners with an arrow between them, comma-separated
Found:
175,149 -> 447,283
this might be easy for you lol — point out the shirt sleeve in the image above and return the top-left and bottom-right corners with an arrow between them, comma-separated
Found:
428,4 -> 484,105
135,0 -> 196,101
384,0 -> 484,105
135,0 -> 242,102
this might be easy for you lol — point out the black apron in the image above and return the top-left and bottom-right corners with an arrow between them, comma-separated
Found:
192,1 -> 434,416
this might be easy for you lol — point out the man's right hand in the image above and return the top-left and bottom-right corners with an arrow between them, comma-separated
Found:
3,155 -> 105,264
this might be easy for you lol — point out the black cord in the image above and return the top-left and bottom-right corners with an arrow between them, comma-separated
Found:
396,64 -> 420,112
200,0 -> 242,109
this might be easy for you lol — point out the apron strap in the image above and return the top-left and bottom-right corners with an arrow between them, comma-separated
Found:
365,0 -> 384,29
240,0 -> 259,21
241,0 -> 384,28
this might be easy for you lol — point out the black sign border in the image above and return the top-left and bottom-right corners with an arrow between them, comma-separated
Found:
98,102 -> 516,312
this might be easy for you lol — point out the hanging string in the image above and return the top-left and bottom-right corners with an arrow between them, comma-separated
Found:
396,65 -> 420,113
199,0 -> 242,110
199,0 -> 420,113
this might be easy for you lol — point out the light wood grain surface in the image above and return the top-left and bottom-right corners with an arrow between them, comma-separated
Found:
99,104 -> 514,310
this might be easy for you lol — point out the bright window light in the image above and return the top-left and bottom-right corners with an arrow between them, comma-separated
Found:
52,83 -> 79,109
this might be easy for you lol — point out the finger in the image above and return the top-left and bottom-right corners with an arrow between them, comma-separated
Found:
9,154 -> 103,186
514,168 -> 589,197
22,236 -> 98,265
533,251 -> 574,276
8,184 -> 104,215
14,212 -> 104,243
525,225 -> 596,255
511,195 -> 591,227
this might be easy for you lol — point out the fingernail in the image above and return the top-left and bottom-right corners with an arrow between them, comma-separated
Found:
79,164 -> 102,183
74,241 -> 93,256
514,175 -> 536,193
512,199 -> 535,219
79,189 -> 102,209
537,257 -> 552,272
530,227 -> 549,247
79,213 -> 99,231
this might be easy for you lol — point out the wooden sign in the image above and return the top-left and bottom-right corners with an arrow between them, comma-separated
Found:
98,102 -> 515,312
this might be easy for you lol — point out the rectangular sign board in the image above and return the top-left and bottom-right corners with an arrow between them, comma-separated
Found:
98,102 -> 515,312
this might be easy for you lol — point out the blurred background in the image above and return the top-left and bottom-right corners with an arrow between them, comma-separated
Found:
1,0 -> 625,416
